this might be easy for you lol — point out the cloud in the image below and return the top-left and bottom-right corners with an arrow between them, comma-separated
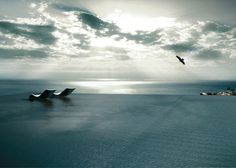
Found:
0,34 -> 14,45
79,13 -> 162,46
0,2 -> 235,65
1,1 -> 236,81
202,21 -> 232,33
121,30 -> 161,45
79,13 -> 110,30
115,54 -> 131,61
0,21 -> 56,45
0,48 -> 48,59
53,3 -> 118,33
105,46 -> 127,54
105,47 -> 131,60
194,48 -> 223,60
54,3 -> 164,49
53,4 -> 161,46
73,34 -> 91,49
52,3 -> 91,14
162,41 -> 197,53
76,12 -> 122,39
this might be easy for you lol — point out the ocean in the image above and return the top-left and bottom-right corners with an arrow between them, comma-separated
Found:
0,80 -> 236,167
1,79 -> 236,96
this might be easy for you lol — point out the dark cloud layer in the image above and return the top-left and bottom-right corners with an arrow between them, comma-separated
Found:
55,4 -> 162,46
195,49 -> 223,60
202,21 -> 232,33
73,34 -> 90,49
53,3 -> 115,32
162,42 -> 196,53
0,48 -> 48,59
0,21 -> 56,45
53,3 -> 91,14
79,13 -> 162,46
121,30 -> 161,45
80,13 -> 110,30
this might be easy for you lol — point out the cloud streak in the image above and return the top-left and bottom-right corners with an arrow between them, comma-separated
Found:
0,21 -> 56,45
194,48 -> 224,60
162,41 -> 197,53
202,21 -> 232,33
0,48 -> 48,59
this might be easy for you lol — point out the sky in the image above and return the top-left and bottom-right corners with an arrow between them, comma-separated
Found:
0,0 -> 236,81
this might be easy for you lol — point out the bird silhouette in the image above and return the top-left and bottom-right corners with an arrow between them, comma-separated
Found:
176,55 -> 185,65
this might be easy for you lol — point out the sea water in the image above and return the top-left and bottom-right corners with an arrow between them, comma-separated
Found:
0,80 -> 236,167
0,79 -> 236,95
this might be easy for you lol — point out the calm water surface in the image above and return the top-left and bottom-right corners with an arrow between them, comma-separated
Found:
1,79 -> 236,95
0,80 -> 236,167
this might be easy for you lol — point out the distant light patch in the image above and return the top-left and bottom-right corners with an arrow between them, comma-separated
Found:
90,37 -> 128,48
111,88 -> 136,94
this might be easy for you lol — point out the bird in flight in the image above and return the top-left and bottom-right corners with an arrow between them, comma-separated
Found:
176,55 -> 185,65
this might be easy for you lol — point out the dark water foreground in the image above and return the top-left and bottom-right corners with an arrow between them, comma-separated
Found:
0,94 -> 236,167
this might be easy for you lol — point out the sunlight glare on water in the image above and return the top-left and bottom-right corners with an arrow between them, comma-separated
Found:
69,80 -> 154,94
